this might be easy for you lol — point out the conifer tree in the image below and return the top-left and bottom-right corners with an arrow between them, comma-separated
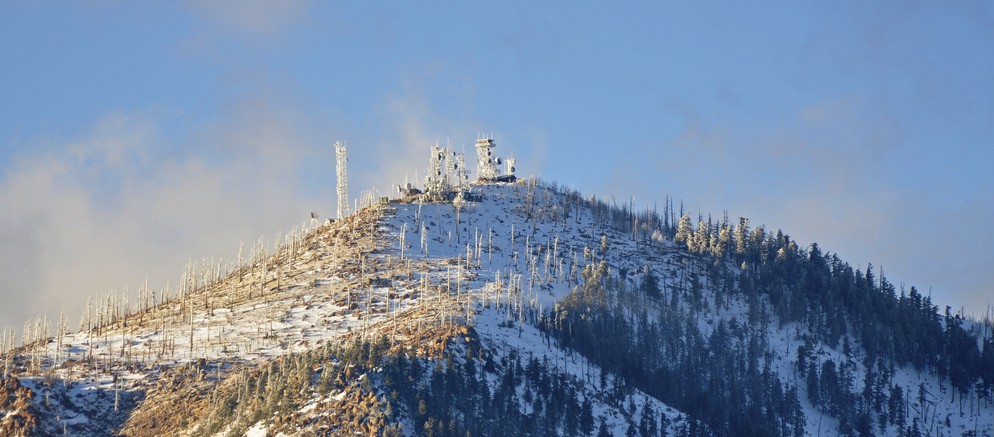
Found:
675,214 -> 693,248
693,220 -> 709,255
715,224 -> 731,259
807,362 -> 821,406
734,217 -> 749,257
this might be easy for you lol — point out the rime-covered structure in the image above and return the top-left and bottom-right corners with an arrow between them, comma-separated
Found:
395,135 -> 513,201
421,142 -> 471,201
423,143 -> 448,199
475,136 -> 516,182
335,141 -> 349,220
475,137 -> 501,181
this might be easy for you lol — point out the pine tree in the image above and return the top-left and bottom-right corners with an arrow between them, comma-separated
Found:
807,361 -> 820,406
640,265 -> 661,298
734,217 -> 749,257
713,224 -> 731,259
820,360 -> 839,413
675,214 -> 693,248
889,384 -> 906,428
692,220 -> 709,255
580,398 -> 594,436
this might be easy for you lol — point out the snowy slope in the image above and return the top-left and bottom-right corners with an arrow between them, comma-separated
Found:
0,178 -> 990,436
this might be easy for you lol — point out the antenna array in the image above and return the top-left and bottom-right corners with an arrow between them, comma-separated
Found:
335,141 -> 349,220
475,136 -> 502,181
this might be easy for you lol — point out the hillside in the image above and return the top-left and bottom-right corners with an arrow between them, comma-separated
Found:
1,168 -> 993,436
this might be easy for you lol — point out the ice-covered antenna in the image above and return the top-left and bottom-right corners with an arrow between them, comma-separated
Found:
475,136 -> 500,180
456,151 -> 468,187
424,141 -> 452,200
335,141 -> 349,219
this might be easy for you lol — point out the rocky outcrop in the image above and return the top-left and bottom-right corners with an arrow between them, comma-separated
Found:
0,376 -> 42,437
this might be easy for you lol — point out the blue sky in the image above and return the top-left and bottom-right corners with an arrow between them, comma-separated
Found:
2,1 -> 993,329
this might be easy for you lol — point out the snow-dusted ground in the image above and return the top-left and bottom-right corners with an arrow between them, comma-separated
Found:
469,306 -> 687,436
3,180 -> 991,436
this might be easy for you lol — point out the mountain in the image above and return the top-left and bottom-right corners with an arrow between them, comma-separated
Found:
1,164 -> 992,436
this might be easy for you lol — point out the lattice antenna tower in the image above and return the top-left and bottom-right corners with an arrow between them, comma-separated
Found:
455,151 -> 468,188
335,141 -> 349,219
445,148 -> 459,188
425,142 -> 448,198
475,135 -> 501,180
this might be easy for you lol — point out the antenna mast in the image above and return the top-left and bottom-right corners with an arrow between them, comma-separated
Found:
424,142 -> 448,200
475,135 -> 501,181
335,141 -> 349,219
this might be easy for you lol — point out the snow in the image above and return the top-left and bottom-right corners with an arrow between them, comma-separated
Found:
472,306 -> 684,435
61,412 -> 90,425
244,421 -> 267,437
2,180 -> 991,436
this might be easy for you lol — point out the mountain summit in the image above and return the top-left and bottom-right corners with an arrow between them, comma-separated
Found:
1,144 -> 992,437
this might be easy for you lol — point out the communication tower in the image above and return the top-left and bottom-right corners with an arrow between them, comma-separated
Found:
335,141 -> 349,220
455,152 -> 468,187
475,136 -> 502,181
424,142 -> 448,199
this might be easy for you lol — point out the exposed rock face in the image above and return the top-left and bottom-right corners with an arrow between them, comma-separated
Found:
0,376 -> 40,437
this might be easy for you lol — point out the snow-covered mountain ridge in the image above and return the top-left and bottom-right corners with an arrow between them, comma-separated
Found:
1,176 -> 992,436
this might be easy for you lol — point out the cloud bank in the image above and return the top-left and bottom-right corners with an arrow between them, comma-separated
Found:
0,99 -> 335,329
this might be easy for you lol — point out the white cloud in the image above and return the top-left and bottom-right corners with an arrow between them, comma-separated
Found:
0,102 -> 339,330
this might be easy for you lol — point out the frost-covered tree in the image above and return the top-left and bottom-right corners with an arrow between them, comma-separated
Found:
674,213 -> 693,248
734,217 -> 749,257
651,228 -> 664,244
714,224 -> 731,259
421,224 -> 429,257
453,195 -> 465,244
399,223 -> 407,259
692,220 -> 711,255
